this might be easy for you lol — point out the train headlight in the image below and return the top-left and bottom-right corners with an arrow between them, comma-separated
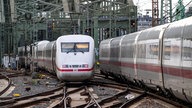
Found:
82,64 -> 88,68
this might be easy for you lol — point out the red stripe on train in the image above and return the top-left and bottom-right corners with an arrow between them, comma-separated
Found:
34,58 -> 94,72
56,66 -> 94,72
100,60 -> 192,79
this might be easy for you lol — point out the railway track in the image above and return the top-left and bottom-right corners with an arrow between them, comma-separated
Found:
0,70 -> 189,108
0,73 -> 12,96
0,86 -> 64,108
0,70 -> 28,97
48,81 -> 128,108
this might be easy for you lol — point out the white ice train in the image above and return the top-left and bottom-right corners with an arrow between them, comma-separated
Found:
99,16 -> 192,104
18,34 -> 95,81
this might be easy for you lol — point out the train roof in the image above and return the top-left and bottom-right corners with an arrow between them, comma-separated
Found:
56,34 -> 94,42
35,40 -> 50,45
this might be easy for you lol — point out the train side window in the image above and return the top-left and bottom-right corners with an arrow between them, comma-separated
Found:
182,39 -> 192,61
121,43 -> 133,58
100,48 -> 107,57
38,51 -> 43,57
163,41 -> 171,60
46,50 -> 51,57
182,22 -> 192,61
137,44 -> 146,58
147,43 -> 158,59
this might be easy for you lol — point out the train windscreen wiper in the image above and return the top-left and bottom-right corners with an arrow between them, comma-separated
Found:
66,44 -> 76,54
66,49 -> 75,54
77,50 -> 84,53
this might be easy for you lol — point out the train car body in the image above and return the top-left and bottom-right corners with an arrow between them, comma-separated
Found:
99,17 -> 192,103
19,35 -> 95,82
99,38 -> 113,74
53,35 -> 95,81
33,40 -> 50,69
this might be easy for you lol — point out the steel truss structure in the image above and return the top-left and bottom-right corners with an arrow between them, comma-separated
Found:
0,0 -> 137,65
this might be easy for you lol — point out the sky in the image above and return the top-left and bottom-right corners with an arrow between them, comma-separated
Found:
132,0 -> 192,16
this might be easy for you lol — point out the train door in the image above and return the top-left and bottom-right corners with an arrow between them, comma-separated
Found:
158,25 -> 169,87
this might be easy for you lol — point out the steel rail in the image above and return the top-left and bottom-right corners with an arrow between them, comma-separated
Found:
84,86 -> 101,108
50,84 -> 86,108
0,84 -> 65,108
0,73 -> 12,96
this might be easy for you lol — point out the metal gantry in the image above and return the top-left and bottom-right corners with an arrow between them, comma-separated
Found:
0,0 -> 137,65
0,0 -> 4,66
152,0 -> 159,26
3,0 -> 15,67
160,0 -> 172,24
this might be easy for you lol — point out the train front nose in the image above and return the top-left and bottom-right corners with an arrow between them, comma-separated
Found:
56,64 -> 94,81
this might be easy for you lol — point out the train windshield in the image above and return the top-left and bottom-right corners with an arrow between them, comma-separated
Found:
61,42 -> 89,53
